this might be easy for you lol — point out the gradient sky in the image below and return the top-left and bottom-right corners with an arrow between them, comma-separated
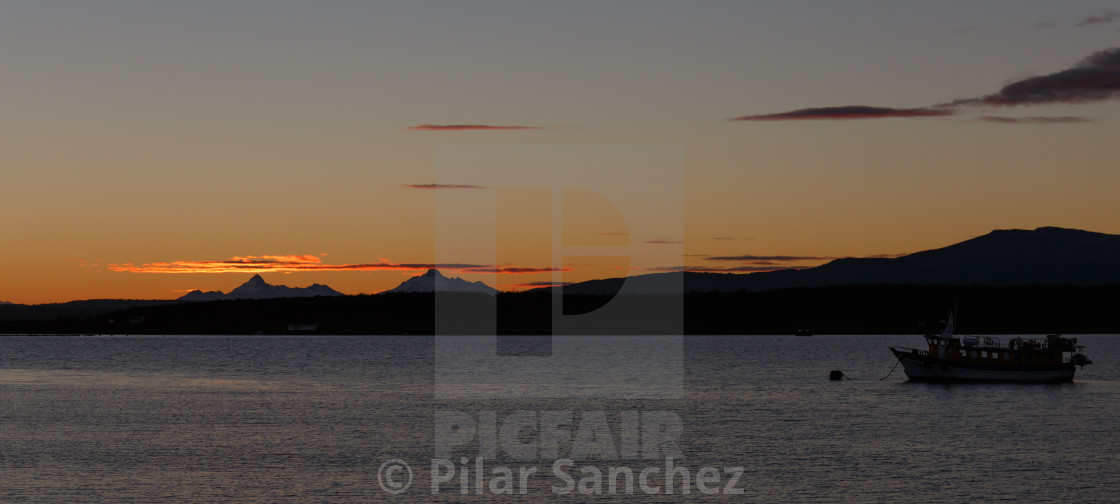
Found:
3,1 -> 1120,304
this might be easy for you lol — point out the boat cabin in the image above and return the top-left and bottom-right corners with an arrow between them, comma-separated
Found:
890,311 -> 1092,382
924,333 -> 1084,367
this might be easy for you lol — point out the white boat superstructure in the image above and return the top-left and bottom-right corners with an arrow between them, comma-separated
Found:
889,312 -> 1092,383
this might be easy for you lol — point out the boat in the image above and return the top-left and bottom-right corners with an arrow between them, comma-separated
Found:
889,312 -> 1092,382
795,328 -> 813,337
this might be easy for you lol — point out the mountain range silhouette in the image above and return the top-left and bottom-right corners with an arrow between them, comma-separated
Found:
381,268 -> 498,294
553,227 -> 1120,294
4,227 -> 1120,334
178,274 -> 343,301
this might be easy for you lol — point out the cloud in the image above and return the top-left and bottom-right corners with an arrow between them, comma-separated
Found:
862,252 -> 909,259
735,46 -> 1120,123
506,281 -> 572,289
648,251 -> 909,273
732,106 -> 954,121
643,238 -> 683,245
699,252 -> 910,266
976,116 -> 1093,124
705,254 -> 835,262
1078,10 -> 1120,26
1033,20 -> 1057,29
645,265 -> 810,273
107,254 -> 559,275
699,265 -> 809,272
406,124 -> 545,131
462,267 -> 569,274
402,184 -> 488,190
947,47 -> 1120,107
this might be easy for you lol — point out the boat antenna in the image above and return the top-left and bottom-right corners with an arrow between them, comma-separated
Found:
953,294 -> 960,335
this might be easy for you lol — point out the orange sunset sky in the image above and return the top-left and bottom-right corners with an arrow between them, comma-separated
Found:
3,1 -> 1120,304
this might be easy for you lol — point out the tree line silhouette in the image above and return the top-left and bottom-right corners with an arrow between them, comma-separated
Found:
3,285 -> 1120,335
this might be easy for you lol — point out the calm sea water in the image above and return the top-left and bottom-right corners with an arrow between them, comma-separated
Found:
1,334 -> 1117,503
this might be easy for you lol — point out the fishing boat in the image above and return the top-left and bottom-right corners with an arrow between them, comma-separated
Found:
889,312 -> 1092,382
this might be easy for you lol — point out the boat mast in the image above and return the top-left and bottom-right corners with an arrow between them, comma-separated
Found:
939,310 -> 955,338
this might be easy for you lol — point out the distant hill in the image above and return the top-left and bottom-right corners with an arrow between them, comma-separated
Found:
0,299 -> 177,322
9,285 -> 1120,335
0,273 -> 344,325
178,274 -> 343,301
5,227 -> 1118,333
555,227 -> 1120,294
381,269 -> 498,294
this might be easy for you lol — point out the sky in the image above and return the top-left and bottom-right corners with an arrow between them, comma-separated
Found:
2,1 -> 1120,304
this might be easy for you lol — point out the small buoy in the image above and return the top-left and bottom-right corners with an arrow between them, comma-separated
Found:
829,369 -> 845,381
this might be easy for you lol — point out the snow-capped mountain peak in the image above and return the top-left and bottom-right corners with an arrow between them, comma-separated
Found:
381,269 -> 498,294
177,275 -> 344,301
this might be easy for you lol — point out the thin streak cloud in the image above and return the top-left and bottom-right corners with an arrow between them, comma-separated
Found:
863,253 -> 909,259
106,255 -> 558,275
506,281 -> 572,288
406,124 -> 545,131
1078,10 -> 1120,26
646,265 -> 809,273
732,106 -> 953,121
705,254 -> 835,262
462,267 -> 569,274
402,184 -> 488,190
977,116 -> 1093,124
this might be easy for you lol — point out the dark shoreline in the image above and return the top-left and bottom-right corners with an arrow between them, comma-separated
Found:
4,285 -> 1120,336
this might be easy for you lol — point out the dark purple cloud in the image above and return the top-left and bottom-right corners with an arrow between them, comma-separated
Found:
734,47 -> 1120,123
1078,10 -> 1120,26
733,105 -> 954,121
948,47 -> 1120,107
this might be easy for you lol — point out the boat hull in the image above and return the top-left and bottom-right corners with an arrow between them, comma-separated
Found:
890,347 -> 1076,383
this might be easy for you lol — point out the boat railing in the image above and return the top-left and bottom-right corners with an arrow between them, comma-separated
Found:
896,346 -> 928,357
960,335 -> 1079,352
961,335 -> 1003,348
